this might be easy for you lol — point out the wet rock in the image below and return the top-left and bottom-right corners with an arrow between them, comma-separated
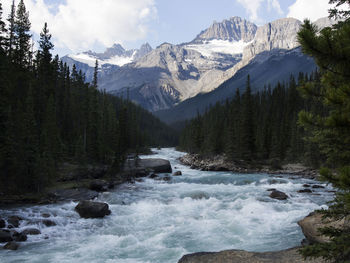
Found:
0,218 -> 5,228
298,189 -> 312,193
48,188 -> 99,201
161,176 -> 172,182
312,185 -> 325,189
149,173 -> 158,179
21,228 -> 41,235
267,188 -> 276,192
124,158 -> 172,173
89,179 -> 109,192
7,216 -> 23,228
303,184 -> 311,187
75,200 -> 111,218
12,232 -> 27,242
42,219 -> 56,227
269,190 -> 288,200
173,171 -> 182,176
178,247 -> 324,263
3,241 -> 19,250
0,229 -> 13,242
41,213 -> 50,218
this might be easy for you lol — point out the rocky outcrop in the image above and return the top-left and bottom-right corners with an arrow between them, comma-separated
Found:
194,17 -> 257,42
178,247 -> 324,263
75,201 -> 111,218
298,212 -> 347,244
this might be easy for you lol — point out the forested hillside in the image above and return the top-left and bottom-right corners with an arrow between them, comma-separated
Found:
0,0 -> 177,194
179,73 -> 324,166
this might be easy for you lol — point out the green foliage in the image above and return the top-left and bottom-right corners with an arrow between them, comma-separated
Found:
298,1 -> 350,262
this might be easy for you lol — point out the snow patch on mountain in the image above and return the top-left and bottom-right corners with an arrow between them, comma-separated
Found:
68,52 -> 135,67
185,39 -> 252,57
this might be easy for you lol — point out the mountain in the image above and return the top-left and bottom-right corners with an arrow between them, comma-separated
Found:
154,47 -> 316,124
61,43 -> 153,82
62,16 -> 335,115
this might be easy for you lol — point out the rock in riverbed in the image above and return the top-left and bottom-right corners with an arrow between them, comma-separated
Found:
3,241 -> 19,250
173,171 -> 182,176
178,247 -> 323,263
0,229 -> 13,242
75,200 -> 111,218
269,190 -> 288,200
21,228 -> 41,235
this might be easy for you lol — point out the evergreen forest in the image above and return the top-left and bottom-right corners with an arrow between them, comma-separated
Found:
0,0 -> 177,194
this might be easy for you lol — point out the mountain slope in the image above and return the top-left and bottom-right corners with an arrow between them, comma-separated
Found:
154,47 -> 316,124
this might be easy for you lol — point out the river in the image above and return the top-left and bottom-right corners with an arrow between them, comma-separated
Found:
0,148 -> 334,263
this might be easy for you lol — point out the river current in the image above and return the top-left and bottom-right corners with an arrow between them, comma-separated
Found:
0,148 -> 334,263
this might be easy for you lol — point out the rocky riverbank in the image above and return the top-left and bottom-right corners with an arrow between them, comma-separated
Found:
179,154 -> 319,179
178,211 -> 349,263
0,158 -> 172,205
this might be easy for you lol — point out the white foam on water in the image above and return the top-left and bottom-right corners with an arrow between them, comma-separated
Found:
0,148 -> 334,263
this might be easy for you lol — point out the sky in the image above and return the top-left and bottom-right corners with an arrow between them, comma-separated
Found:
1,0 -> 337,57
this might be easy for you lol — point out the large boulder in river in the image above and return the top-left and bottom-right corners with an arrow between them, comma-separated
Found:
298,212 -> 347,244
75,200 -> 111,218
178,247 -> 324,263
124,158 -> 172,174
269,190 -> 288,200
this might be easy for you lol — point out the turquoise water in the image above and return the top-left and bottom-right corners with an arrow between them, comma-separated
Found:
0,148 -> 333,263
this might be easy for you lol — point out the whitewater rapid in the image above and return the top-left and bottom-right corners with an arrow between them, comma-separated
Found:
0,148 -> 333,263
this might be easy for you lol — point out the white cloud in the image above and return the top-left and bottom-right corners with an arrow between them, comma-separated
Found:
287,0 -> 331,21
2,0 -> 157,53
236,0 -> 283,22
267,0 -> 283,15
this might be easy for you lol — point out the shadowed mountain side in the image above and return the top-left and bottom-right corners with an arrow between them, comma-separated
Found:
154,48 -> 316,124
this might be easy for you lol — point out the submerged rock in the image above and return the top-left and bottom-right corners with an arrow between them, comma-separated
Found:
269,190 -> 288,200
3,241 -> 19,250
75,200 -> 111,218
42,219 -> 56,227
21,228 -> 41,235
12,232 -> 27,242
173,171 -> 182,176
311,185 -> 325,189
298,189 -> 312,193
178,247 -> 323,263
7,216 -> 23,228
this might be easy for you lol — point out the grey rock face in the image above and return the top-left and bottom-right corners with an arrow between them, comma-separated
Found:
194,17 -> 257,42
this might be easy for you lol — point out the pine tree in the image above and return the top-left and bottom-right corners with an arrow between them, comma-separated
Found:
298,1 -> 350,261
7,0 -> 16,58
240,75 -> 255,160
14,0 -> 31,68
0,1 -> 7,51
